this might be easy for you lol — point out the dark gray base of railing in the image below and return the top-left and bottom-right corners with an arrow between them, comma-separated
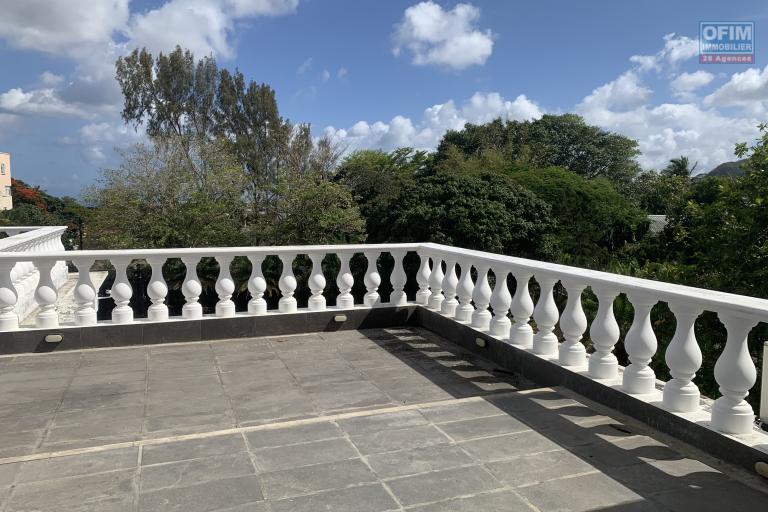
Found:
0,306 -> 419,354
416,307 -> 768,477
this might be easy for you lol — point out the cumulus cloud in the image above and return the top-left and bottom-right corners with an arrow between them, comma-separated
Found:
325,92 -> 542,152
78,122 -> 145,164
393,1 -> 494,70
704,66 -> 768,114
629,33 -> 698,72
670,71 -> 714,97
0,88 -> 91,118
337,67 -> 348,79
577,72 -> 652,113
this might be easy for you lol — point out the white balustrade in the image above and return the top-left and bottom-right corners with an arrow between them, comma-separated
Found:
72,257 -> 97,326
389,251 -> 407,306
662,303 -> 702,412
308,253 -> 327,311
416,253 -> 431,305
470,265 -> 492,330
336,253 -> 355,309
278,253 -> 298,313
509,272 -> 534,348
588,285 -> 621,381
532,275 -> 559,356
622,292 -> 659,394
247,255 -> 267,315
427,256 -> 444,310
454,261 -> 474,323
488,268 -> 511,337
0,261 -> 18,330
558,279 -> 588,367
440,258 -> 459,316
363,251 -> 381,307
146,257 -> 169,322
181,256 -> 203,319
214,256 -> 236,318
110,258 -> 133,324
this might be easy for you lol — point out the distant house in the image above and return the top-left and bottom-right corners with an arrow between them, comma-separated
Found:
647,214 -> 667,235
0,152 -> 11,210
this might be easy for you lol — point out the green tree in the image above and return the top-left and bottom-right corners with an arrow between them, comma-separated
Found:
373,172 -> 557,259
435,114 -> 641,189
662,156 -> 697,177
84,136 -> 249,249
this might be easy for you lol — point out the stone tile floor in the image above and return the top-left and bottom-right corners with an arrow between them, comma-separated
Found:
0,327 -> 764,511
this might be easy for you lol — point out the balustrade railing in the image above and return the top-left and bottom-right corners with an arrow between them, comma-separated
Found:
0,235 -> 766,437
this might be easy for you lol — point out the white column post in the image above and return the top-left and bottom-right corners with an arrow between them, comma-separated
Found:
712,312 -> 759,434
489,268 -> 512,338
181,257 -> 203,319
427,256 -> 444,311
146,257 -> 169,322
336,253 -> 355,309
470,265 -> 492,330
363,251 -> 381,307
0,261 -> 18,330
35,260 -> 59,328
110,257 -> 133,324
532,275 -> 559,356
278,253 -> 298,313
588,285 -> 620,381
72,257 -> 97,326
389,251 -> 408,306
416,253 -> 431,305
662,303 -> 702,412
558,279 -> 588,368
308,252 -> 327,311
214,256 -> 236,318
440,258 -> 459,316
509,271 -> 534,348
247,255 -> 267,315
454,261 -> 474,323
622,292 -> 658,395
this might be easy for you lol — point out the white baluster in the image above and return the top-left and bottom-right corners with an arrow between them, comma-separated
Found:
181,256 -> 203,319
489,268 -> 512,338
471,265 -> 492,330
0,262 -> 18,330
278,253 -> 297,313
110,257 -> 133,324
558,279 -> 588,367
662,303 -> 702,412
363,251 -> 381,307
440,258 -> 459,316
712,312 -> 759,434
34,260 -> 58,328
509,271 -> 534,348
72,257 -> 97,326
622,292 -> 658,394
389,251 -> 408,306
416,253 -> 431,305
428,257 -> 444,310
588,285 -> 620,381
336,253 -> 355,309
214,256 -> 236,317
308,253 -> 327,311
454,261 -> 474,323
146,257 -> 169,322
532,275 -> 559,356
247,255 -> 267,315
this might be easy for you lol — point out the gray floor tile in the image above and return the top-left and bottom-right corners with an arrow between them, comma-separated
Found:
269,483 -> 398,512
140,452 -> 255,492
437,414 -> 530,441
245,421 -> 342,449
7,469 -> 135,511
408,490 -> 536,511
418,399 -> 506,423
142,434 -> 247,465
260,458 -> 377,499
459,430 -> 561,462
350,424 -> 451,455
515,472 -> 649,512
139,475 -> 263,512
17,447 -> 138,483
366,444 -> 475,478
252,438 -> 358,472
337,410 -> 428,435
385,465 -> 503,507
487,449 -> 597,488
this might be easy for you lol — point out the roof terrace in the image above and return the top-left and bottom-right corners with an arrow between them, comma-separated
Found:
0,226 -> 765,511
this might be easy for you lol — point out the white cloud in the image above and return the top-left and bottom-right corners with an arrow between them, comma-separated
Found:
577,72 -> 651,113
321,69 -> 331,82
78,122 -> 145,164
297,57 -> 313,74
704,66 -> 768,114
670,71 -> 714,96
0,88 -> 91,118
325,91 -> 542,152
393,1 -> 494,70
39,72 -> 64,86
629,33 -> 698,72
225,0 -> 298,17
337,67 -> 348,79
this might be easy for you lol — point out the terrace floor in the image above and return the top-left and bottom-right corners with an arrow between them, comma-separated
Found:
0,327 -> 765,511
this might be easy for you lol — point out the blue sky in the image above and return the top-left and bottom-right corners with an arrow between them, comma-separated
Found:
0,0 -> 766,196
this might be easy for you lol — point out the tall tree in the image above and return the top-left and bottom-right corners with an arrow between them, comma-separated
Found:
662,156 -> 697,177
